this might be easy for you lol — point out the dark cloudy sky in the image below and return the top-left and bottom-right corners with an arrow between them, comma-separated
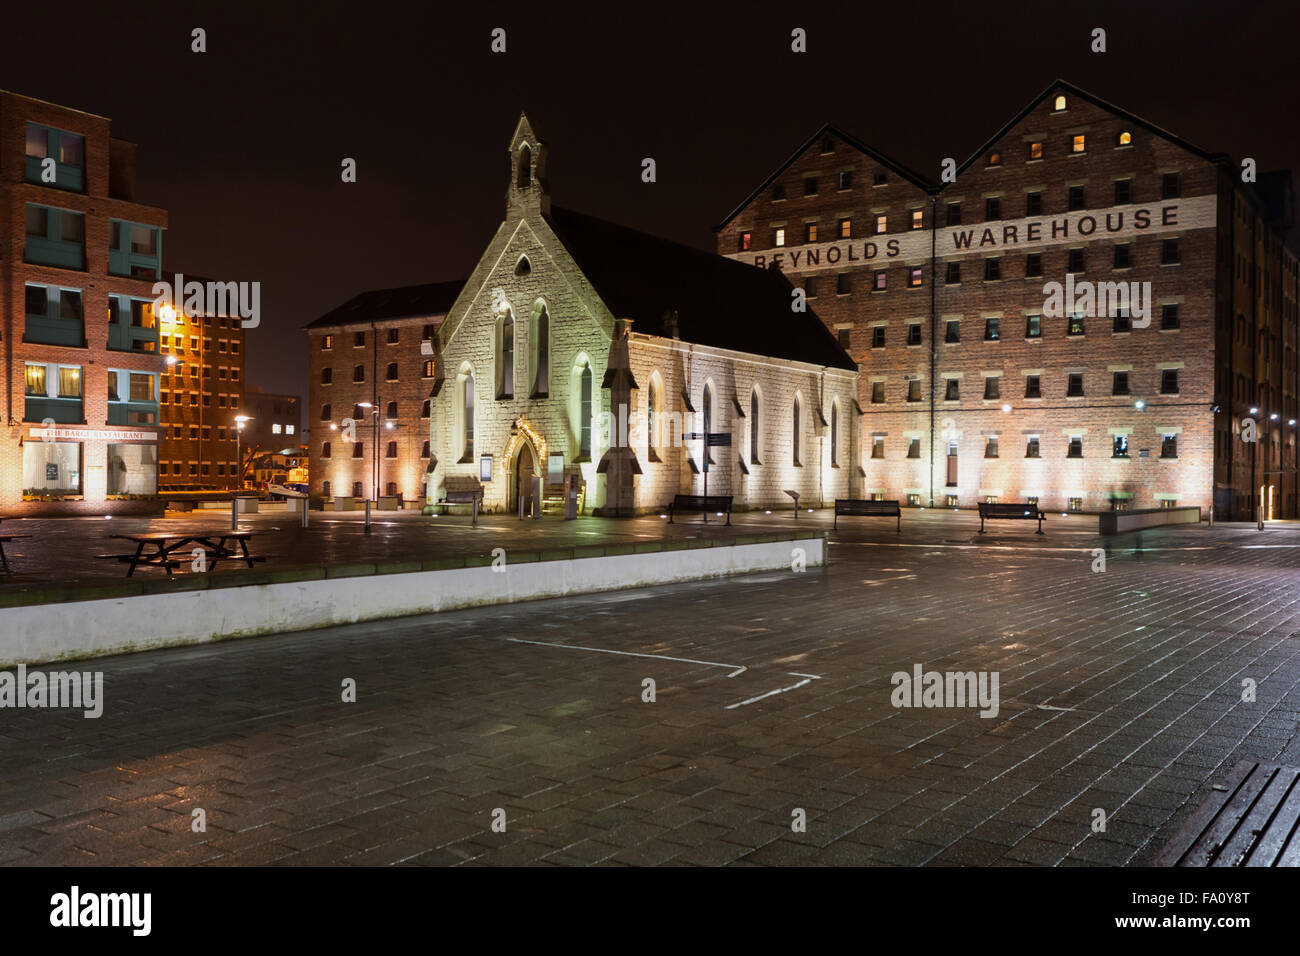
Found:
4,0 -> 1297,400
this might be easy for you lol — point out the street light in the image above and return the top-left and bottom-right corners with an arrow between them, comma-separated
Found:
234,414 -> 253,491
357,402 -> 377,503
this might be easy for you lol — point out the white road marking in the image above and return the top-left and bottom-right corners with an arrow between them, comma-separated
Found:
505,638 -> 824,708
506,637 -> 747,677
725,677 -> 815,710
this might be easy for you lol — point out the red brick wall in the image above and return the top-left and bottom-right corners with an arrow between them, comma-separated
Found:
716,88 -> 1298,516
0,91 -> 168,516
307,317 -> 442,502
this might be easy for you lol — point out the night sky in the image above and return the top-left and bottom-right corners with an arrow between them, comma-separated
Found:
5,0 -> 1297,402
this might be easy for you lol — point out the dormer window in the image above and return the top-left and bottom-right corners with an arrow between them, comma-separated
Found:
1053,94 -> 1067,111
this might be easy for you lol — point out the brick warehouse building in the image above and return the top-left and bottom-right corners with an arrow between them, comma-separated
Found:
156,271 -> 247,490
717,80 -> 1300,520
304,281 -> 463,504
0,90 -> 167,516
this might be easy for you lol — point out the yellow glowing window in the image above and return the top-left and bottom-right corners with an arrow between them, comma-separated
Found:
1029,141 -> 1043,160
911,210 -> 924,229
1117,130 -> 1132,146
988,151 -> 1002,166
775,227 -> 786,247
1072,135 -> 1086,153
58,366 -> 81,398
1054,94 -> 1067,111
24,364 -> 46,395
839,218 -> 851,239
806,223 -> 818,243
875,215 -> 887,233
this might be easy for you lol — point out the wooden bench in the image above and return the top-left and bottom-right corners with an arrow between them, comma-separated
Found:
978,501 -> 1046,534
441,488 -> 483,526
0,533 -> 32,574
666,494 -> 732,525
96,553 -> 183,577
834,499 -> 901,531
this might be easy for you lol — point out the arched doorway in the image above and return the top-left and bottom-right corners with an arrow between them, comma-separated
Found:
514,442 -> 536,514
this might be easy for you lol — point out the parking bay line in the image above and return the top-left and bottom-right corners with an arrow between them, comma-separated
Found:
504,638 -> 821,708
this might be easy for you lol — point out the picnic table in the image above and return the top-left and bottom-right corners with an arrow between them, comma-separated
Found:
102,530 -> 266,578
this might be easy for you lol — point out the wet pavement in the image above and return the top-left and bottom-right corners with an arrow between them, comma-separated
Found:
2,511 -> 1299,865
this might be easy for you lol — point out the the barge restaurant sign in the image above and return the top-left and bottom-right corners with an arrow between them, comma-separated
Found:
729,195 -> 1215,272
29,428 -> 157,442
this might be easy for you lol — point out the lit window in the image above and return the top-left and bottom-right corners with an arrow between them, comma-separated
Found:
988,151 -> 1002,166
774,228 -> 786,247
875,214 -> 887,233
805,223 -> 817,243
1072,134 -> 1086,154
739,232 -> 751,252
838,218 -> 851,238
1029,141 -> 1043,160
1053,94 -> 1067,111
911,210 -> 923,230
1117,130 -> 1132,146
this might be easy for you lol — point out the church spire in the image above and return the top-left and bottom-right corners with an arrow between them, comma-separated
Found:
507,112 -> 549,216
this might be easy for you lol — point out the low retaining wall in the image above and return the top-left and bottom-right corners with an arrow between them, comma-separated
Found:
1099,505 -> 1202,535
0,532 -> 824,667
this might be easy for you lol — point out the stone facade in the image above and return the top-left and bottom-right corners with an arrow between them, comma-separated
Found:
425,114 -> 858,516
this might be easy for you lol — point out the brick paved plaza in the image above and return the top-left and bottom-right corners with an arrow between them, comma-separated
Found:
2,510 -> 1300,866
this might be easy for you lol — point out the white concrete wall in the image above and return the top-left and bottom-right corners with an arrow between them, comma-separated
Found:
0,536 -> 826,667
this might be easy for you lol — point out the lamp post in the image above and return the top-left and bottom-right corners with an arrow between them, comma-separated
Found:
234,415 -> 253,492
356,402 -> 378,502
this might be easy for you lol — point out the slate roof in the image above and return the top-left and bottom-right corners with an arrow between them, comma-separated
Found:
544,205 -> 856,371
304,280 -> 464,330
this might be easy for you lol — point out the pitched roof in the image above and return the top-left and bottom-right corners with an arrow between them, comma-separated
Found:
544,205 -> 856,371
303,279 -> 464,330
954,78 -> 1227,178
715,123 -> 934,231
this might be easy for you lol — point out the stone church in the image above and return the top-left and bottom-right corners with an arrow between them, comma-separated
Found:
425,114 -> 859,516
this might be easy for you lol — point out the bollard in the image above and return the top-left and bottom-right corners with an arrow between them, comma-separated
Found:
364,498 -> 372,534
301,496 -> 309,528
231,497 -> 237,531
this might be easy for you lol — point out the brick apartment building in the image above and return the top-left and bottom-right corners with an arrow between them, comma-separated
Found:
1,90 -> 167,515
304,281 -> 462,503
716,80 -> 1299,520
156,271 -> 247,490
241,387 -> 300,454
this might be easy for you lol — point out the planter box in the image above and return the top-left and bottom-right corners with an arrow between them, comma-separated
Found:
234,498 -> 259,514
1099,505 -> 1201,535
377,496 -> 401,511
